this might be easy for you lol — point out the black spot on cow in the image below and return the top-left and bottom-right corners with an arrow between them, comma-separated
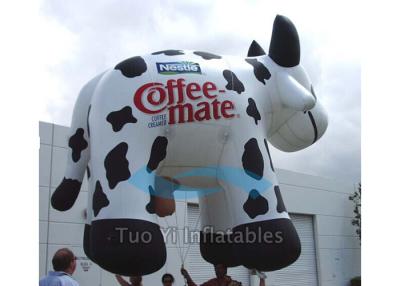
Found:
245,58 -> 271,84
147,136 -> 168,173
242,138 -> 264,180
115,56 -> 147,78
223,70 -> 245,94
193,51 -> 222,60
104,142 -> 131,189
246,98 -> 261,125
51,177 -> 82,211
243,189 -> 269,219
106,106 -> 138,132
93,180 -> 110,217
274,186 -> 287,213
263,139 -> 275,172
87,105 -> 91,137
146,185 -> 156,214
86,166 -> 91,179
69,128 -> 88,163
152,50 -> 184,56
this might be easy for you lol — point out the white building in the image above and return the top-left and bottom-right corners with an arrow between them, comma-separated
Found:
39,121 -> 361,286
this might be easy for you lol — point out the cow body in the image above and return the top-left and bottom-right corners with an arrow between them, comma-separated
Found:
51,15 -> 328,275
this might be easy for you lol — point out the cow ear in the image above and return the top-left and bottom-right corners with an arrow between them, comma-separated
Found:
247,40 -> 266,57
268,15 -> 300,67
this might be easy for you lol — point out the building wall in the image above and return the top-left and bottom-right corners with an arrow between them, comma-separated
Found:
39,121 -> 361,286
276,170 -> 361,285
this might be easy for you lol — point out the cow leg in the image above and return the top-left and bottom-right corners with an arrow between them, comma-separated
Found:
88,134 -> 170,275
83,161 -> 96,263
51,73 -> 104,212
198,188 -> 240,267
206,134 -> 301,271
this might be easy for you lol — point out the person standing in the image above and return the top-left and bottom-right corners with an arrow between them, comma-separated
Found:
39,248 -> 79,286
161,273 -> 175,286
181,264 -> 266,286
181,264 -> 241,286
115,272 -> 175,286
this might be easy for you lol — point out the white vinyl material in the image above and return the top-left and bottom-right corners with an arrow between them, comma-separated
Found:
276,72 -> 315,111
66,49 -> 329,230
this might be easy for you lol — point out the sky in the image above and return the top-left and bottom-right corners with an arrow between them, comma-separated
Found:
38,0 -> 361,183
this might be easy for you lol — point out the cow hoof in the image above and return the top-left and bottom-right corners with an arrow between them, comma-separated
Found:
232,218 -> 301,271
199,232 -> 240,267
90,219 -> 166,275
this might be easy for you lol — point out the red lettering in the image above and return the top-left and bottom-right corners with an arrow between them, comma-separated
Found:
186,82 -> 202,100
176,78 -> 185,104
211,99 -> 221,120
168,103 -> 194,124
203,82 -> 217,99
134,83 -> 167,114
221,100 -> 235,118
165,79 -> 185,105
133,79 -> 237,124
194,101 -> 211,121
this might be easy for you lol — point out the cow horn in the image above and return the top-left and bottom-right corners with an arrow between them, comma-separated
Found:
247,40 -> 266,57
268,15 -> 300,67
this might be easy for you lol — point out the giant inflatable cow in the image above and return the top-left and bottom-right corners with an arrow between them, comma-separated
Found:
51,15 -> 328,276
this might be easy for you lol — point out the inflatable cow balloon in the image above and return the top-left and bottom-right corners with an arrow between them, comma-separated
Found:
51,15 -> 328,275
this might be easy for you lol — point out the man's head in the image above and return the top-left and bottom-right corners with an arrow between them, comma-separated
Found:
129,276 -> 142,285
162,273 -> 175,286
52,248 -> 77,274
214,264 -> 227,279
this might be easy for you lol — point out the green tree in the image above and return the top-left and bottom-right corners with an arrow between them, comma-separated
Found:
349,183 -> 361,242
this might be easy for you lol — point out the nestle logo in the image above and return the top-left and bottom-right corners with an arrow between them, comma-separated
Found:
156,61 -> 201,75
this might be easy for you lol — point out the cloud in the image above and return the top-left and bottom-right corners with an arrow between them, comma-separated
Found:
40,0 -> 360,182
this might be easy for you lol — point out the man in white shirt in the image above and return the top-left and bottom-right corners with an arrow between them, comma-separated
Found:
39,248 -> 79,286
